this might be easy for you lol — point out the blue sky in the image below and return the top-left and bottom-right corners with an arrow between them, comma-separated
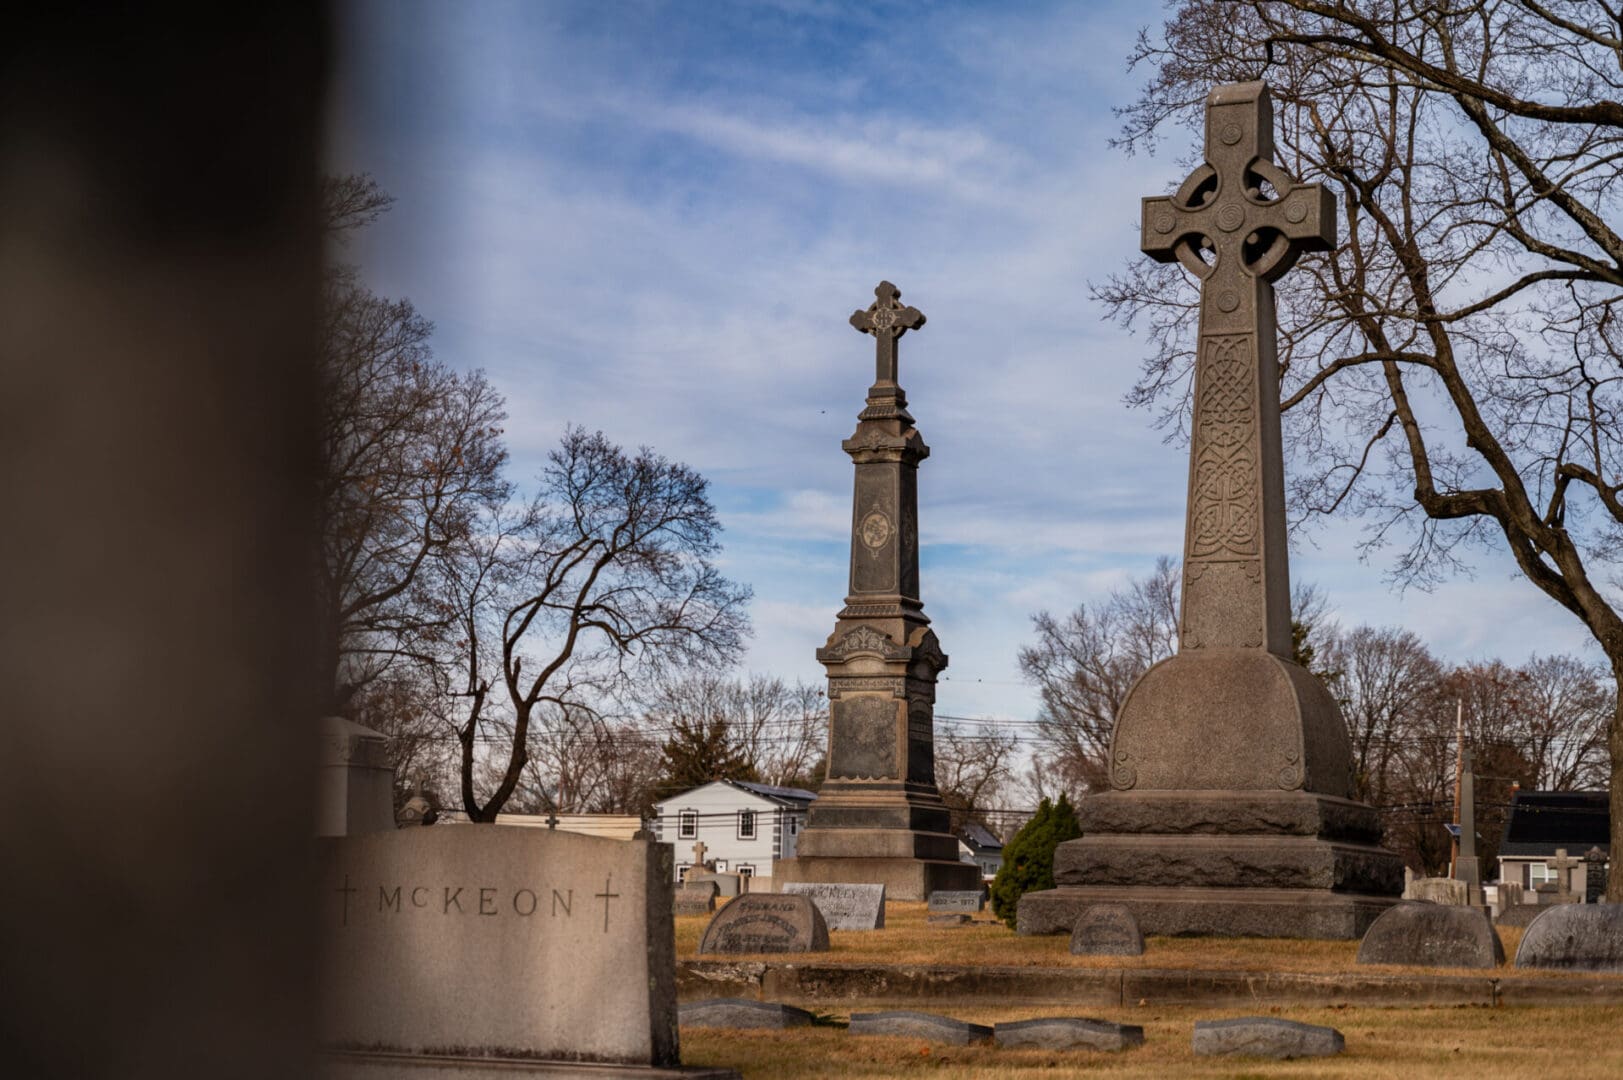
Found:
330,0 -> 1595,724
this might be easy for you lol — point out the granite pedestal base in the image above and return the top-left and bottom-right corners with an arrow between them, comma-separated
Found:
1018,791 -> 1403,939
772,854 -> 980,902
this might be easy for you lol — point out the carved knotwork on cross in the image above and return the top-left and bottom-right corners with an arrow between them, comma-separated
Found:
1141,82 -> 1338,657
850,281 -> 925,392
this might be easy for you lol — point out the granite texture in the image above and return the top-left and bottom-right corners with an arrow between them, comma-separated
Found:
678,999 -> 814,1030
1495,904 -> 1546,929
698,894 -> 830,955
1192,1017 -> 1344,1059
317,827 -> 677,1067
994,1018 -> 1144,1051
1515,904 -> 1623,971
1069,903 -> 1144,957
1020,885 -> 1397,940
781,883 -> 885,931
849,1011 -> 992,1046
1356,903 -> 1504,969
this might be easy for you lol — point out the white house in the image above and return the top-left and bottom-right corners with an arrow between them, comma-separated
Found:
958,821 -> 1004,880
652,779 -> 815,885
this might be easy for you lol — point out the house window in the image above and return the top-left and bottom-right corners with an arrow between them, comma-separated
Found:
714,859 -> 728,872
738,810 -> 757,840
678,810 -> 697,839
677,864 -> 690,882
737,864 -> 754,879
790,818 -> 798,835
1529,862 -> 1556,887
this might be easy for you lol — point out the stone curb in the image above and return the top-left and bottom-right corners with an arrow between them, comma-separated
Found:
678,960 -> 1623,1009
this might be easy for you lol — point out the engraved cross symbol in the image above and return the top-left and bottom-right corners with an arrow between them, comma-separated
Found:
595,876 -> 620,933
1141,82 -> 1334,323
335,874 -> 357,927
849,281 -> 925,390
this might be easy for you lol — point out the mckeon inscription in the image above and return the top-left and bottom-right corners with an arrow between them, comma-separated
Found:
318,826 -> 677,1068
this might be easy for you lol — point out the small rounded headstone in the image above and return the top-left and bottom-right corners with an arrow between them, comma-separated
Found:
698,893 -> 829,955
1069,903 -> 1144,957
1192,1017 -> 1344,1059
849,1011 -> 992,1046
1515,903 -> 1623,972
1356,903 -> 1503,969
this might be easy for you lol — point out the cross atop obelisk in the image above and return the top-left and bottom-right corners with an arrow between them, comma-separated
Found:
850,281 -> 925,404
1140,82 -> 1335,658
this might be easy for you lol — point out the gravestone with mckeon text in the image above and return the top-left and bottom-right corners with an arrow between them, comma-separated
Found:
781,882 -> 886,931
318,825 -> 732,1077
772,283 -> 980,901
1018,82 -> 1402,939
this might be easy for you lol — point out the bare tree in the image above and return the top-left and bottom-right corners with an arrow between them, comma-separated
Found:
1518,652 -> 1614,790
319,175 -> 510,716
449,428 -> 751,821
934,718 -> 1022,834
1320,624 -> 1444,803
1019,557 -> 1180,797
1103,2 -> 1623,895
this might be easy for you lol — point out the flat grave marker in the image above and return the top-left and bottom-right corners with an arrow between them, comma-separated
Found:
850,1011 -> 992,1046
928,890 -> 984,913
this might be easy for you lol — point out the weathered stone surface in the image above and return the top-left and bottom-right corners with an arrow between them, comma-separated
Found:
317,826 -> 677,1067
1495,903 -> 1546,928
698,894 -> 829,955
927,913 -> 970,927
849,1011 -> 992,1046
1020,885 -> 1395,940
1192,1017 -> 1344,1059
1069,903 -> 1144,956
781,882 -> 885,931
678,998 -> 814,1030
688,870 -> 741,898
1056,833 -> 1402,894
1405,876 -> 1467,905
777,282 -> 980,903
1356,903 -> 1503,969
675,881 -> 718,916
1515,904 -> 1623,972
928,890 -> 985,912
994,1018 -> 1143,1051
317,716 -> 395,837
1076,789 -> 1383,841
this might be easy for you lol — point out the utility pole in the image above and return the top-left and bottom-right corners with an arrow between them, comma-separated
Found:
1450,698 -> 1463,878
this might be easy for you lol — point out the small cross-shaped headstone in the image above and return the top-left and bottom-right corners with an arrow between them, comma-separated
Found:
691,839 -> 707,868
850,281 -> 925,396
1140,82 -> 1335,656
1550,848 -> 1583,896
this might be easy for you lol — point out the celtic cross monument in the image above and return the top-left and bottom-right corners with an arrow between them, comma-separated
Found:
1020,83 -> 1401,938
772,281 -> 981,901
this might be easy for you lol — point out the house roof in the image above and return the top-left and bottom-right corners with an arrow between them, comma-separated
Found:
729,780 -> 817,806
1497,790 -> 1610,859
653,778 -> 817,810
960,821 -> 1003,852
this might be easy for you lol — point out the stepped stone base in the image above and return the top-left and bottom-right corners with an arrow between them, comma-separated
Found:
772,854 -> 980,902
1019,790 -> 1403,939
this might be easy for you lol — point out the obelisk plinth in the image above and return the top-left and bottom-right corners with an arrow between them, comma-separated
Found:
1018,84 -> 1402,938
772,281 -> 981,901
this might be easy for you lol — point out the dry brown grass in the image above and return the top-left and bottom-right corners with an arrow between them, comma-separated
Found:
680,1001 -> 1623,1078
678,901 -> 1552,979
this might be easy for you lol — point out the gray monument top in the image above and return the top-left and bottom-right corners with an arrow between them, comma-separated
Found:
849,280 -> 925,402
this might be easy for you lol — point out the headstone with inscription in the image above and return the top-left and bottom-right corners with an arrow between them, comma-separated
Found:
781,882 -> 885,931
772,282 -> 980,902
928,890 -> 986,913
1069,903 -> 1145,957
1018,82 -> 1402,940
317,826 -> 717,1077
698,893 -> 830,955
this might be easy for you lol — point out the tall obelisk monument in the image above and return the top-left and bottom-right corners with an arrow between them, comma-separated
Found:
772,281 -> 981,901
1019,84 -> 1402,937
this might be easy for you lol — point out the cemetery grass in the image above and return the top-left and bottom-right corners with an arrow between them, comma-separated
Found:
680,902 -> 1556,978
679,1002 -> 1623,1078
